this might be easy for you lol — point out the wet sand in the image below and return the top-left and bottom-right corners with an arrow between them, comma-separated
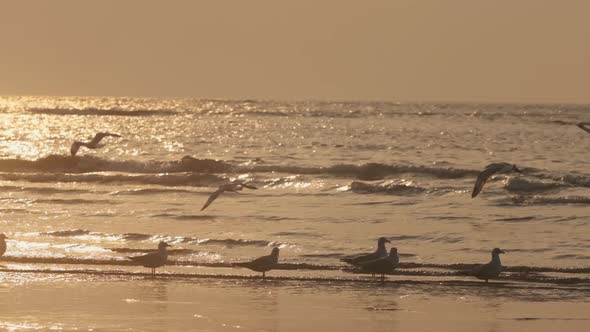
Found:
1,265 -> 589,332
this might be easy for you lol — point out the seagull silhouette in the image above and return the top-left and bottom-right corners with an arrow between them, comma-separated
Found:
358,247 -> 399,282
472,162 -> 522,198
71,132 -> 122,156
200,182 -> 257,211
128,241 -> 171,275
468,248 -> 505,283
341,237 -> 390,266
233,247 -> 279,278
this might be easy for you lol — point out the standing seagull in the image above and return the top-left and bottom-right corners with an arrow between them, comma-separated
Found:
468,248 -> 505,283
577,122 -> 590,134
358,247 -> 399,282
471,162 -> 522,198
128,241 -> 171,275
200,182 -> 258,211
70,132 -> 122,156
341,237 -> 390,266
234,247 -> 279,278
0,234 -> 6,259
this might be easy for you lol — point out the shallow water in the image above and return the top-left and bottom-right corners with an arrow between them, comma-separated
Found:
0,97 -> 589,330
1,271 -> 589,332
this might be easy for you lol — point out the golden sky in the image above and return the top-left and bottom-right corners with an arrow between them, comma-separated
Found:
1,0 -> 589,103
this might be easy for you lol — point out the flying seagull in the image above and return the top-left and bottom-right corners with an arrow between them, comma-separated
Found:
471,162 -> 522,198
234,247 -> 279,278
128,241 -> 171,275
71,132 -> 122,156
358,247 -> 399,282
200,182 -> 258,211
577,122 -> 590,134
0,234 -> 6,259
468,248 -> 505,283
341,237 -> 390,266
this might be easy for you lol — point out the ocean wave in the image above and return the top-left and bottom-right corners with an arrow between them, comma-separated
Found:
42,229 -> 91,237
509,195 -> 590,205
33,229 -> 276,248
4,155 -> 590,192
150,213 -> 216,221
0,172 -> 223,187
504,177 -> 567,193
250,162 -> 479,180
110,188 -> 193,195
28,108 -> 177,116
561,175 -> 590,188
0,155 -> 235,174
34,198 -> 120,205
349,180 -> 428,195
0,185 -> 93,195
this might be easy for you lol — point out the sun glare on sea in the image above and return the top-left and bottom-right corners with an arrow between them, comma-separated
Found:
0,110 -> 57,160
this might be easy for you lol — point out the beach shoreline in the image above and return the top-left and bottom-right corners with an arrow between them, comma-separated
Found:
2,268 -> 589,332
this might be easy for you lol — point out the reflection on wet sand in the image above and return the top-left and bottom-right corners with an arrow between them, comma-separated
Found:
1,269 -> 590,332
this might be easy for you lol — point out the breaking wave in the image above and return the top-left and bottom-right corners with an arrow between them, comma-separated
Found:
250,163 -> 479,180
349,180 -> 428,195
3,155 -> 590,195
34,229 -> 278,248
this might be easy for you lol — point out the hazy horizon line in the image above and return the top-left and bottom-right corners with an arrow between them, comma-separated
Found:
1,93 -> 589,107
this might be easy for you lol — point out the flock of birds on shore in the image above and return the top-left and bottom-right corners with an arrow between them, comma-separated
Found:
1,123 -> 589,283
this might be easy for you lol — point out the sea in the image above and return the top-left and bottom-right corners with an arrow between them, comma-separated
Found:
0,96 -> 589,331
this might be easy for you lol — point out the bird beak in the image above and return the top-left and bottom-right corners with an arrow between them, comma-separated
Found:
385,239 -> 391,243
513,167 -> 523,174
166,244 -> 172,247
500,250 -> 506,254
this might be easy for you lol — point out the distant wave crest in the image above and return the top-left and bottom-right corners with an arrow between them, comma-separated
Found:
28,108 -> 177,116
350,180 -> 428,195
0,155 -> 235,175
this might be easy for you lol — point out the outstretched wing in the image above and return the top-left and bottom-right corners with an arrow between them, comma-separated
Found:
578,122 -> 590,134
70,141 -> 82,156
90,132 -> 122,145
200,187 -> 226,211
240,183 -> 258,190
471,166 -> 499,198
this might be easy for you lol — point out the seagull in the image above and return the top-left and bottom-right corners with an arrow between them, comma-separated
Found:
340,237 -> 390,266
577,122 -> 590,134
471,162 -> 522,198
468,248 -> 505,283
70,132 -> 122,156
0,234 -> 6,259
358,247 -> 399,282
200,182 -> 258,211
128,241 -> 171,275
233,247 -> 279,278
